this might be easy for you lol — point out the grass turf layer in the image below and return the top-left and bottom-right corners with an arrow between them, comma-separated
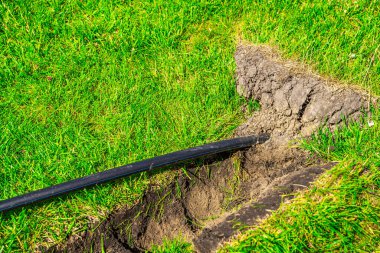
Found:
0,0 -> 379,251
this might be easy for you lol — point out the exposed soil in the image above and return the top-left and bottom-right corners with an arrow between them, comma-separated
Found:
235,44 -> 372,140
48,45 -> 372,253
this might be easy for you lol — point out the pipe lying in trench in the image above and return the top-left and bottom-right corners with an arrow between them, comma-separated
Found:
0,135 -> 269,212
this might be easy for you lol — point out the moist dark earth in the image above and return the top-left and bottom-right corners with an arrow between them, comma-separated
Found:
47,45 -> 373,253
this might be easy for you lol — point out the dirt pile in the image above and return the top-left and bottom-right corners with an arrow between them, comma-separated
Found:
235,45 -> 370,140
49,45 -> 372,253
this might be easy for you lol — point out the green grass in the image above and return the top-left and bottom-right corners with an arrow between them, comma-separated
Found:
0,1 -> 247,251
0,0 -> 379,252
151,237 -> 193,253
222,110 -> 380,252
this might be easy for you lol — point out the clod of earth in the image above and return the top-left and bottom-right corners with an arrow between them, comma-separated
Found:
48,45 -> 373,253
235,45 -> 372,140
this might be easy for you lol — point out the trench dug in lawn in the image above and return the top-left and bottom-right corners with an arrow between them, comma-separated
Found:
49,45 -> 373,253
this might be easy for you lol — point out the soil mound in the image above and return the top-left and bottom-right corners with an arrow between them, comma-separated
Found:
235,45 -> 370,140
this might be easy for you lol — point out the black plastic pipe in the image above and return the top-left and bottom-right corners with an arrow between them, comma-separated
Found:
0,135 -> 269,212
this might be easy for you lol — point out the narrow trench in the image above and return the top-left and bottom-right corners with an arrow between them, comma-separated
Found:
49,146 -> 333,253
48,45 -> 373,253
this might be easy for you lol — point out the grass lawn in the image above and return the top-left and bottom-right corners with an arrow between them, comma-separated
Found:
0,0 -> 379,252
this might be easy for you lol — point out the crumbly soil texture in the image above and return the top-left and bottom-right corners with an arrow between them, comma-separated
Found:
49,45 -> 372,253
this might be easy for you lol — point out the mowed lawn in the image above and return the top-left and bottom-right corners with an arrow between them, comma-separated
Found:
1,0 -> 379,252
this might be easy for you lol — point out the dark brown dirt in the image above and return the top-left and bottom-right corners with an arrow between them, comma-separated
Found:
47,45 -> 372,253
49,149 -> 333,253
